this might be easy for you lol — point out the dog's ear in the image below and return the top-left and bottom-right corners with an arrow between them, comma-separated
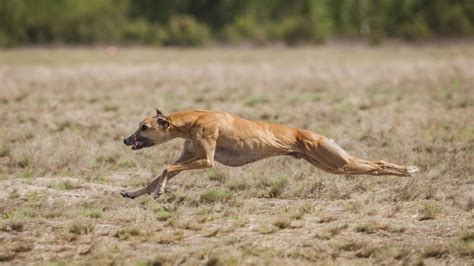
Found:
157,117 -> 170,129
155,108 -> 164,117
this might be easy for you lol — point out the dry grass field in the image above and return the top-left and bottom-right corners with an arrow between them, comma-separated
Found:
0,44 -> 473,265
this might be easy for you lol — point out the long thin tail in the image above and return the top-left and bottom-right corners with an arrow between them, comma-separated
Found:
407,165 -> 419,176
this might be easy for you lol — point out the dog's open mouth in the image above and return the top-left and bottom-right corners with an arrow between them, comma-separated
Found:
132,141 -> 144,150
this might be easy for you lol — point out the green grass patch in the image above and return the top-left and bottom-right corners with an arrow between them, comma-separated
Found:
207,169 -> 225,182
451,232 -> 474,256
228,179 -> 249,191
154,209 -> 173,222
26,191 -> 48,203
20,169 -> 34,179
48,181 -> 81,191
114,227 -> 141,240
199,188 -> 231,203
418,203 -> 440,221
0,145 -> 10,157
257,224 -> 277,235
373,245 -> 409,262
245,96 -> 269,107
85,174 -> 108,184
118,158 -> 138,168
95,154 -> 118,165
79,208 -> 102,219
257,176 -> 288,198
69,222 -> 94,235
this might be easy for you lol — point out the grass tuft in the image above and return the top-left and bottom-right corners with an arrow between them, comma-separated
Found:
418,202 -> 440,221
0,146 -> 10,157
272,216 -> 291,229
257,176 -> 288,198
154,209 -> 173,221
354,220 -> 392,234
451,232 -> 474,256
314,224 -> 348,240
69,222 -> 94,235
48,180 -> 81,191
199,188 -> 231,203
207,169 -> 225,182
228,179 -> 249,191
257,224 -> 277,235
154,230 -> 184,244
0,220 -> 25,232
114,227 -> 141,240
79,208 -> 102,219
0,46 -> 472,265
373,245 -> 409,262
245,96 -> 269,107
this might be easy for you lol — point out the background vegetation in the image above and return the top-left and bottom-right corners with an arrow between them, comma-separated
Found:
0,0 -> 473,47
0,1 -> 472,264
0,45 -> 472,264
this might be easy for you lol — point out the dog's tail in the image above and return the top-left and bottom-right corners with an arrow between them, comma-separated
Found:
407,165 -> 419,176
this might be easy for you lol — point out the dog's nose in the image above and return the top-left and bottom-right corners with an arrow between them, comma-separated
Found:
123,138 -> 128,145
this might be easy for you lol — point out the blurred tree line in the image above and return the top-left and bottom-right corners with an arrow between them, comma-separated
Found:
0,0 -> 473,47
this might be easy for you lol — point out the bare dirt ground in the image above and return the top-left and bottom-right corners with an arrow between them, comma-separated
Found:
0,45 -> 473,265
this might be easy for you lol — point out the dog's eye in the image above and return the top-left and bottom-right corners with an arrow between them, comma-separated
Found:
141,124 -> 149,130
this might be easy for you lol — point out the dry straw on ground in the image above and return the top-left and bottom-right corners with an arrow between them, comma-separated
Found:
0,45 -> 473,265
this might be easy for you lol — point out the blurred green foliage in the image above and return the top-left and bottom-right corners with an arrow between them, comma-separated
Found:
0,0 -> 472,46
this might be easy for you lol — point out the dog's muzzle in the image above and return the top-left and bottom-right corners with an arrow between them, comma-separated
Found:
123,136 -> 149,150
123,136 -> 133,146
123,136 -> 141,150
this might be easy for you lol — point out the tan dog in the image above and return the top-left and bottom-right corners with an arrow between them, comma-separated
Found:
122,109 -> 417,199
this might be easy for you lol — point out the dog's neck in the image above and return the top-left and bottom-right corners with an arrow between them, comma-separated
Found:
167,114 -> 192,139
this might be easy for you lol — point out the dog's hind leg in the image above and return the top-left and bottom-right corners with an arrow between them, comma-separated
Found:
298,131 -> 417,177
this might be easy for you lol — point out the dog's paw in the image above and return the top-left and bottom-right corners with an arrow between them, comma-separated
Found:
151,191 -> 162,200
120,191 -> 136,199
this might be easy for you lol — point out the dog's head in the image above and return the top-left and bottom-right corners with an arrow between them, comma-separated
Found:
123,109 -> 172,150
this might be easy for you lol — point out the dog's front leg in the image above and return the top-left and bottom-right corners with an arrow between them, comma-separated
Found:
166,157 -> 214,172
120,173 -> 164,199
150,170 -> 179,199
151,142 -> 198,199
150,157 -> 214,199
121,140 -> 197,199
152,134 -> 218,200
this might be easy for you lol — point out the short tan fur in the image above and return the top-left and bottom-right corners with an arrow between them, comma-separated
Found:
122,109 -> 418,199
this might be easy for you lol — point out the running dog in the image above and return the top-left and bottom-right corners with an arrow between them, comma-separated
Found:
122,109 -> 417,199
